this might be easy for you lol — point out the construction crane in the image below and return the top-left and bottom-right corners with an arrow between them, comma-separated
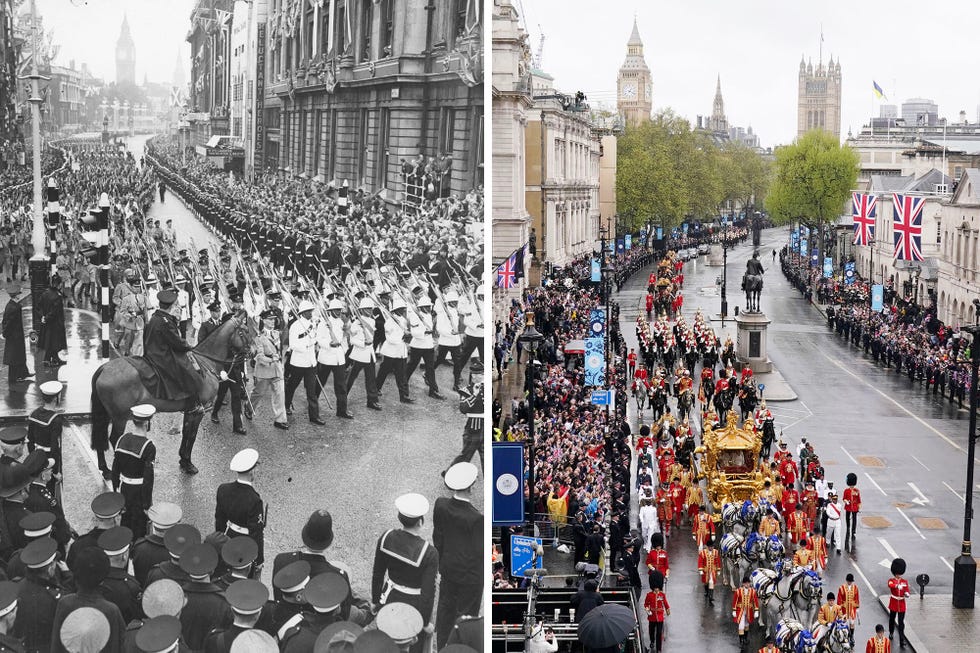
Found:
534,24 -> 545,70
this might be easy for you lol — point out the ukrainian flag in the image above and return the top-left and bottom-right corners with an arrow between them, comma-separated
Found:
873,81 -> 886,100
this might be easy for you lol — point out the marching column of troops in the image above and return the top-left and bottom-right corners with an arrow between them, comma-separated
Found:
0,397 -> 483,653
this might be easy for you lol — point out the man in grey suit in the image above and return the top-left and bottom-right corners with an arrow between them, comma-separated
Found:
250,310 -> 288,430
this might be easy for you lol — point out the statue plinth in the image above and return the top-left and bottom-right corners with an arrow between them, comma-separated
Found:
735,311 -> 772,374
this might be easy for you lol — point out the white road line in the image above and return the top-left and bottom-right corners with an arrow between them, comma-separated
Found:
840,445 -> 859,465
895,507 -> 926,540
864,472 -> 887,496
878,537 -> 900,559
943,481 -> 965,503
910,455 -> 930,471
849,559 -> 878,597
940,556 -> 955,572
908,482 -> 930,504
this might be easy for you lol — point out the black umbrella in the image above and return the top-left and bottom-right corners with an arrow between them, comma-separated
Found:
577,604 -> 637,649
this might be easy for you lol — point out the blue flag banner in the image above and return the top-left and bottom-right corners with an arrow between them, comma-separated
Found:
625,234 -> 632,250
584,337 -> 605,387
823,257 -> 833,278
589,309 -> 606,338
607,240 -> 614,252
616,238 -> 624,253
800,238 -> 808,255
811,248 -> 819,267
591,259 -> 601,282
491,442 -> 526,526
844,261 -> 856,285
656,226 -> 663,240
871,284 -> 884,311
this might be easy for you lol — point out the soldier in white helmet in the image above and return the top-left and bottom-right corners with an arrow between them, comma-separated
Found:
376,297 -> 413,404
315,298 -> 353,419
433,289 -> 463,390
404,295 -> 443,400
347,296 -> 382,411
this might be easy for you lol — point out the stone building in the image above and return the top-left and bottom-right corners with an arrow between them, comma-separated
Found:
186,0 -> 235,145
260,0 -> 483,199
797,55 -> 841,139
937,168 -> 980,326
616,19 -> 651,127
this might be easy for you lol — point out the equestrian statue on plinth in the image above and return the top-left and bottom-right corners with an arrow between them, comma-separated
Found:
741,251 -> 764,313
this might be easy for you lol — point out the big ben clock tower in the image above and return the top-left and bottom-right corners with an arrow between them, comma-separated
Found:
116,13 -> 136,86
617,19 -> 652,127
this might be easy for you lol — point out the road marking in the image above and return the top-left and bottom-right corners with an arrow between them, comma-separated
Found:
840,445 -> 859,465
895,507 -> 926,540
908,482 -> 930,505
940,556 -> 955,572
910,455 -> 930,472
943,481 -> 965,503
864,472 -> 887,496
849,559 -> 878,597
878,537 -> 900,569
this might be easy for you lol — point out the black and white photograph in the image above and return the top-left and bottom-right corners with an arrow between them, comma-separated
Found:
0,0 -> 485,651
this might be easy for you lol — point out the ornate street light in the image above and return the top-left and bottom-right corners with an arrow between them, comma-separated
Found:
518,314 -> 544,527
953,309 -> 980,608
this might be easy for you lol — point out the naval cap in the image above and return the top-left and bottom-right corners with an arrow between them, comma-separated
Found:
19,511 -> 55,538
131,404 -> 156,420
229,448 -> 259,473
142,580 -> 185,618
315,621 -> 363,653
394,493 -> 429,519
444,462 -> 478,491
354,630 -> 399,653
304,572 -> 350,613
224,578 -> 268,614
221,536 -> 258,569
0,581 -> 17,618
59,606 -> 110,653
39,380 -> 63,396
230,629 -> 278,653
71,547 -> 110,589
376,602 -> 424,643
23,450 -> 54,476
0,465 -> 31,497
0,425 -> 27,444
273,560 -> 311,596
146,502 -> 182,529
135,615 -> 182,653
156,290 -> 177,307
91,491 -> 125,519
21,537 -> 58,568
179,543 -> 218,577
97,526 -> 134,556
163,524 -> 202,557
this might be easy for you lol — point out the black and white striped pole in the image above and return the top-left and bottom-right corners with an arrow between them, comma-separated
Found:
338,179 -> 349,215
97,193 -> 111,358
44,178 -> 60,281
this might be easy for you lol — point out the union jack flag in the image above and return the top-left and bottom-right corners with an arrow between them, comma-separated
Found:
851,192 -> 877,246
496,252 -> 517,289
892,193 -> 924,261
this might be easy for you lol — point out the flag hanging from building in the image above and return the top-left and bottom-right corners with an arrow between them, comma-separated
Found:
892,193 -> 924,261
495,246 -> 526,289
873,81 -> 886,100
851,192 -> 877,246
512,244 -> 527,283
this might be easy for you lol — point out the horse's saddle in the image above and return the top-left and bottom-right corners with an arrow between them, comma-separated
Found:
123,357 -> 163,396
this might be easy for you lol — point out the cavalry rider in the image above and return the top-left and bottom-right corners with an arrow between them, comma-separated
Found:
143,290 -> 203,413
754,400 -> 774,433
700,364 -> 715,405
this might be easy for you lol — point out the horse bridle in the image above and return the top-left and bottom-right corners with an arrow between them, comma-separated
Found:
191,316 -> 251,379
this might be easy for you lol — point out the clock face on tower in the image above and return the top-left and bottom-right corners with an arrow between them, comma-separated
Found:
622,83 -> 637,100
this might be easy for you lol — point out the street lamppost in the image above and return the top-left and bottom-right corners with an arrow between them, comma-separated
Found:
721,222 -> 730,326
953,311 -> 980,608
519,315 -> 544,528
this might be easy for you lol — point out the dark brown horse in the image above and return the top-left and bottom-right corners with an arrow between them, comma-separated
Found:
90,312 -> 256,475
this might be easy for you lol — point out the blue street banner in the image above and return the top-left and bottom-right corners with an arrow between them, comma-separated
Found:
591,259 -> 601,282
616,238 -> 624,253
871,284 -> 884,311
584,337 -> 605,386
491,442 -> 526,526
800,238 -> 808,255
625,234 -> 632,250
656,226 -> 663,240
589,309 -> 606,338
607,240 -> 614,252
511,535 -> 544,577
844,261 -> 856,285
682,223 -> 689,234
811,248 -> 819,267
823,257 -> 833,278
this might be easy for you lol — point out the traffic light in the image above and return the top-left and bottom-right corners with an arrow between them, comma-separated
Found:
338,179 -> 349,215
44,178 -> 60,230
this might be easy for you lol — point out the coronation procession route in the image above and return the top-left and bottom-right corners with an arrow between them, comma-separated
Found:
57,134 -> 483,600
615,228 -> 974,652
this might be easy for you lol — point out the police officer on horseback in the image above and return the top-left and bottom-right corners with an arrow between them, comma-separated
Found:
142,290 -> 203,415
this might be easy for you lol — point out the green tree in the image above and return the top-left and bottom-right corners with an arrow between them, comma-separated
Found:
766,129 -> 859,292
718,141 -> 771,215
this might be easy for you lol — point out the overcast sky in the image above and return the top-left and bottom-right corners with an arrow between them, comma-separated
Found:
34,0 -> 194,85
516,0 -> 980,147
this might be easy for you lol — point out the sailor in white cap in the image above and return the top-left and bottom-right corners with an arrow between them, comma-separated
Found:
28,380 -> 65,493
215,449 -> 266,570
346,297 -> 382,411
371,493 -> 437,642
432,462 -> 483,648
132,503 -> 182,587
405,295 -> 444,400
285,299 -> 326,425
315,298 -> 354,420
376,297 -> 413,404
111,404 -> 157,539
375,602 -> 425,653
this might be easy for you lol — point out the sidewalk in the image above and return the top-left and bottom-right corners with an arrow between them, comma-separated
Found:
875,592 -> 980,653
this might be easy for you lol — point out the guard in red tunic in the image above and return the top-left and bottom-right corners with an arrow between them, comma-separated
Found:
111,404 -> 157,539
693,507 -> 714,550
698,536 -> 721,604
644,576 -> 670,653
887,558 -> 910,648
655,483 -> 673,537
645,532 -> 669,585
732,574 -> 759,652
669,477 -> 685,528
700,366 -> 715,405
627,349 -> 637,378
843,472 -> 862,546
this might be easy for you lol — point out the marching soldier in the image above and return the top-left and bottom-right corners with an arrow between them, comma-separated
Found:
285,300 -> 326,425
453,286 -> 484,390
644,573 -> 670,653
698,535 -> 720,605
837,573 -> 860,647
446,360 -> 483,471
315,298 -> 353,419
346,297 -> 382,411
405,296 -> 444,400
27,381 -> 64,494
377,298 -> 414,404
371,494 -> 438,640
249,310 -> 289,430
732,574 -> 759,652
887,558 -> 910,648
433,290 -> 463,389
211,292 -> 249,434
132,502 -> 182,588
843,472 -> 861,546
111,404 -> 156,539
97,525 -> 142,624
215,449 -> 266,572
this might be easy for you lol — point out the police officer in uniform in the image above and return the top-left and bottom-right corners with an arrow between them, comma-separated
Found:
203,578 -> 268,653
178,543 -> 233,650
67,492 -> 124,571
215,449 -> 265,572
131,502 -> 181,588
27,381 -> 63,495
145,524 -> 201,587
97,526 -> 141,624
22,453 -> 70,553
5,512 -> 58,581
111,405 -> 156,539
0,581 -> 24,652
13,538 -> 66,652
216,537 -> 259,591
0,466 -> 33,555
267,561 -> 310,636
279,573 -> 362,652
371,494 -> 438,638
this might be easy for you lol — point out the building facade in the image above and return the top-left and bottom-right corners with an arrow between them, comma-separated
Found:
260,0 -> 483,200
797,56 -> 841,139
525,71 -> 601,268
186,0 -> 235,145
616,20 -> 651,127
937,168 -> 980,326
116,14 -> 136,86
49,63 -> 83,130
